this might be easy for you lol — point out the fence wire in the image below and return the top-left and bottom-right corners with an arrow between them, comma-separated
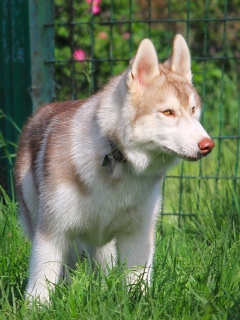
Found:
49,0 -> 240,223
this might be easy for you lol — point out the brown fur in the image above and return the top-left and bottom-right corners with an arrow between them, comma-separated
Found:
14,100 -> 87,237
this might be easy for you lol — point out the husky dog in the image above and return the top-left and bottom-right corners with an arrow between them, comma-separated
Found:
15,34 -> 214,303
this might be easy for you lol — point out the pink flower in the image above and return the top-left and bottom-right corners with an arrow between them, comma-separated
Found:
123,32 -> 130,40
98,31 -> 108,40
73,49 -> 85,61
86,0 -> 101,15
92,5 -> 100,14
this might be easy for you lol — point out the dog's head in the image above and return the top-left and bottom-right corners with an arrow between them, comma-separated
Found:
122,35 -> 214,172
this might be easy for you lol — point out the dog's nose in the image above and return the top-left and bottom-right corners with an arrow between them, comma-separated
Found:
198,138 -> 215,155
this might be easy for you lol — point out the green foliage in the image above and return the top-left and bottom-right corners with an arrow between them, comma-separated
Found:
53,0 -> 240,113
0,187 -> 30,317
0,111 -> 21,190
0,110 -> 20,166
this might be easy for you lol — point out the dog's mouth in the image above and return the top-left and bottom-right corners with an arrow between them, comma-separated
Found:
163,148 -> 206,162
181,148 -> 214,161
180,153 -> 204,162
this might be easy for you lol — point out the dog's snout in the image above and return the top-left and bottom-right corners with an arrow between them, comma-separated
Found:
198,137 -> 215,155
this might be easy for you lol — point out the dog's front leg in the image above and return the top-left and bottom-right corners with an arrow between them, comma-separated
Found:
26,230 -> 67,304
92,239 -> 117,273
116,225 -> 155,287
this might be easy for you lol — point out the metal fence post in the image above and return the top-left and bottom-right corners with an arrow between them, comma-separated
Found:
0,0 -> 55,192
0,0 -> 32,145
29,0 -> 55,112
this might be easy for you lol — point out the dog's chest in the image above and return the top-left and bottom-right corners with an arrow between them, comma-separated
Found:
63,171 -> 160,246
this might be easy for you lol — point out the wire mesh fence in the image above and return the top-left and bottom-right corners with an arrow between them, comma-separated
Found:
47,0 -> 239,223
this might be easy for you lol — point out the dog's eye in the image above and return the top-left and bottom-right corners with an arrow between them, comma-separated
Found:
192,106 -> 196,113
163,110 -> 173,116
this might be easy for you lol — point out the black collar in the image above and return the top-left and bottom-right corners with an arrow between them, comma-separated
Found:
102,141 -> 126,167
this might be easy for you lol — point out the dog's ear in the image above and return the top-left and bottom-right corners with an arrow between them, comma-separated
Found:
127,39 -> 159,88
164,34 -> 192,82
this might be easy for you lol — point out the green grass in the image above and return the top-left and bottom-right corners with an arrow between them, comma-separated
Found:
0,173 -> 240,319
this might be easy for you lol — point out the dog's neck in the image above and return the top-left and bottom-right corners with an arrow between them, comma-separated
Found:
102,140 -> 126,167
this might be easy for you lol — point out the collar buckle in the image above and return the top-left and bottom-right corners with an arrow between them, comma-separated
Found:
102,141 -> 126,167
